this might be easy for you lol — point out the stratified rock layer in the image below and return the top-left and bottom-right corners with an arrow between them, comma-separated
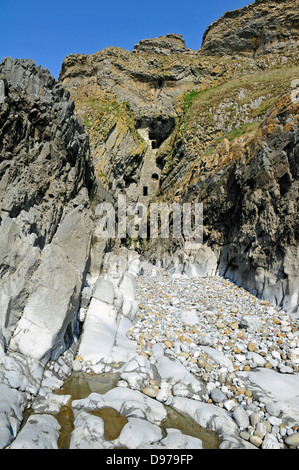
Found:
58,4 -> 299,315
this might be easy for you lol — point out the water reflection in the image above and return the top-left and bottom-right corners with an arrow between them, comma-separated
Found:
54,371 -> 120,399
53,371 -> 220,449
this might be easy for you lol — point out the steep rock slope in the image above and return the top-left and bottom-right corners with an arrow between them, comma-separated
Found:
148,89 -> 299,315
201,0 -> 299,56
0,58 -> 99,362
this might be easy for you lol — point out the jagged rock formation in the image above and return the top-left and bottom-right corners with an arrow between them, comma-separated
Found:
201,0 -> 299,56
0,58 -> 101,362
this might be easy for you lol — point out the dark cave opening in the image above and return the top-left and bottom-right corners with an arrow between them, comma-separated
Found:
136,116 -> 175,149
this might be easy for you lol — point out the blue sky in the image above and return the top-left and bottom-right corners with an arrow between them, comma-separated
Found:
1,0 -> 252,79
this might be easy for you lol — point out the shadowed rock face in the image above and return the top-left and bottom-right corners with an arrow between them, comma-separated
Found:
0,58 -> 97,361
201,0 -> 299,56
209,93 -> 299,315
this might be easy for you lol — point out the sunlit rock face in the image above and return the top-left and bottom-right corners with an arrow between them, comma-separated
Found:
0,58 -> 96,361
201,0 -> 299,57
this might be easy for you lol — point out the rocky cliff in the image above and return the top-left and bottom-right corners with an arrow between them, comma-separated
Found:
201,0 -> 299,56
0,0 -> 298,451
59,34 -> 268,198
58,0 -> 299,316
147,88 -> 299,316
0,58 -> 102,363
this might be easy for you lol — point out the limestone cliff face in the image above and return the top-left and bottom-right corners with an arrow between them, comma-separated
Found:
201,0 -> 299,56
0,58 -> 100,362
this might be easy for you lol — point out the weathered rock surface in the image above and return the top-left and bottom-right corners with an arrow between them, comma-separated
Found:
59,36 -> 263,199
148,90 -> 299,316
58,3 -> 298,317
201,0 -> 299,57
0,58 -> 97,361
133,34 -> 191,55
77,250 -> 140,370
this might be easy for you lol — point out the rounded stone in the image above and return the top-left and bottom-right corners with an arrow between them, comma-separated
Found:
143,385 -> 158,398
254,430 -> 264,439
265,401 -> 281,418
233,406 -> 250,429
249,435 -> 263,447
284,432 -> 299,446
211,387 -> 226,403
156,387 -> 170,403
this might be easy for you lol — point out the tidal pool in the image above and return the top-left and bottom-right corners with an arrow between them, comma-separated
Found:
53,371 -> 220,449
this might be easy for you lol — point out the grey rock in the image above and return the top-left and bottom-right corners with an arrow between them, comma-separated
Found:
262,433 -> 283,449
211,387 -> 226,403
201,0 -> 299,57
133,34 -> 189,55
10,206 -> 92,363
0,412 -> 13,448
239,316 -> 262,333
280,366 -> 294,374
92,278 -> 115,305
233,406 -> 250,429
0,58 -> 101,362
284,432 -> 299,446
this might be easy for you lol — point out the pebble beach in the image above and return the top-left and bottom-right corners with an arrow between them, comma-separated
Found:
126,261 -> 299,448
5,253 -> 299,450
